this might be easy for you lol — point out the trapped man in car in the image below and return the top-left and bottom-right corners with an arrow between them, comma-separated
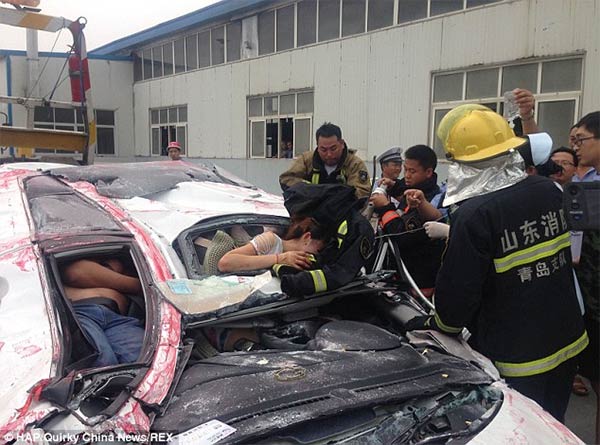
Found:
61,258 -> 145,367
279,122 -> 371,199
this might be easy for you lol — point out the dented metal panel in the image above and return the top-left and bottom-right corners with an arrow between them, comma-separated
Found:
470,382 -> 584,444
117,180 -> 287,243
49,161 -> 225,199
0,169 -> 56,433
25,176 -> 124,236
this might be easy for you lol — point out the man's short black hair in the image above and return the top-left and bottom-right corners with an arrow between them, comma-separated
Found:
576,111 -> 600,138
316,122 -> 342,142
552,146 -> 578,167
405,144 -> 437,171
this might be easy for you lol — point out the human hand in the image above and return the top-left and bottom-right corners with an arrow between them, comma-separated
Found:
378,177 -> 395,188
278,251 -> 311,269
370,193 -> 390,208
404,189 -> 425,208
423,221 -> 450,239
513,88 -> 535,119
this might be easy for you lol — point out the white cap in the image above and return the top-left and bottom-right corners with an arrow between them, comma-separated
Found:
528,132 -> 553,166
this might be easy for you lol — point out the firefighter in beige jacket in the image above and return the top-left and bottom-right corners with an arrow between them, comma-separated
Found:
279,122 -> 371,199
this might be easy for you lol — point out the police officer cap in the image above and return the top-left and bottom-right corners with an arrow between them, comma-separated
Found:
377,147 -> 403,165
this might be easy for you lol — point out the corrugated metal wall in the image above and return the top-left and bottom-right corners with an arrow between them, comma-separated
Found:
135,0 -> 599,191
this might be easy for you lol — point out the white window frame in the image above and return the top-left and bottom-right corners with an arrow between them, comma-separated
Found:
247,90 -> 314,159
249,118 -> 267,158
95,109 -> 117,156
149,106 -> 188,157
293,116 -> 313,157
33,107 -> 117,156
430,56 -> 584,157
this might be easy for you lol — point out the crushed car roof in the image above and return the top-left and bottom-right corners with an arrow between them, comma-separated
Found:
48,161 -> 256,199
7,161 -> 288,243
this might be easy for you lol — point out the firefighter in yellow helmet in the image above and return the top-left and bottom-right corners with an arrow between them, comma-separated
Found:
406,104 -> 587,423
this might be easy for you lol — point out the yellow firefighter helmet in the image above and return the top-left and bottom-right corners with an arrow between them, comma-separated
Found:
437,104 -> 526,162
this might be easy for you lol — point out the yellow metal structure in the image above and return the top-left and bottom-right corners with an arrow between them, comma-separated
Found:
0,126 -> 87,151
0,5 -> 95,164
0,0 -> 40,7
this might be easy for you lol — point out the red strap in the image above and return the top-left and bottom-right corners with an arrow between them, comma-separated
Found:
379,210 -> 400,229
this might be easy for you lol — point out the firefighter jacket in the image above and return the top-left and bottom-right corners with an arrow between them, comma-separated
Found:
279,146 -> 371,198
274,183 -> 374,298
375,174 -> 444,288
432,175 -> 588,378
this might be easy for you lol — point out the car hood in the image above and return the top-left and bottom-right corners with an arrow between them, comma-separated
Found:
469,382 -> 584,444
152,344 -> 493,440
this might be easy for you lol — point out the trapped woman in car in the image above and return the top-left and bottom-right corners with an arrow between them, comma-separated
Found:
217,216 -> 330,273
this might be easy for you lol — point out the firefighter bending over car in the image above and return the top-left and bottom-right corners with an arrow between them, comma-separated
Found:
273,183 -> 374,298
406,104 -> 587,423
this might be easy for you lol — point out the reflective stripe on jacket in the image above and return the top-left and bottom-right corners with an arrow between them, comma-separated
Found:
279,150 -> 371,198
434,175 -> 586,378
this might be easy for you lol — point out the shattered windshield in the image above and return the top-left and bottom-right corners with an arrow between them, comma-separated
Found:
158,272 -> 284,318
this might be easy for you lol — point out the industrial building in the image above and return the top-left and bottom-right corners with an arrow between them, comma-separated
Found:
1,0 -> 599,192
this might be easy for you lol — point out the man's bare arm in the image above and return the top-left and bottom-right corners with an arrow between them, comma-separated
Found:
62,260 -> 142,295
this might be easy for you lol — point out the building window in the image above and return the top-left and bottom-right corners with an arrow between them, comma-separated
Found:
399,0 -> 500,23
318,0 -> 340,42
163,42 -> 174,76
367,0 -> 394,31
152,46 -> 163,78
142,48 -> 152,80
133,52 -> 143,82
430,0 -> 463,17
174,38 -> 186,74
342,0 -> 366,37
198,30 -> 211,68
258,10 -> 275,55
297,0 -> 317,46
248,91 -> 314,159
133,0 -> 503,83
227,21 -> 242,62
95,110 -> 116,155
398,0 -> 429,24
150,106 -> 187,156
33,107 -> 116,155
211,26 -> 225,65
276,5 -> 295,51
430,56 -> 583,157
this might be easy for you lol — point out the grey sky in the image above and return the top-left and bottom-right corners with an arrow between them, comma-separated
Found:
1,0 -> 220,52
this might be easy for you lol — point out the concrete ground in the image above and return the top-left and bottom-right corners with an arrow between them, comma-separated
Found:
565,378 -> 598,444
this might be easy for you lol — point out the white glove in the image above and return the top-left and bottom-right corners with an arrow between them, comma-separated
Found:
423,221 -> 450,240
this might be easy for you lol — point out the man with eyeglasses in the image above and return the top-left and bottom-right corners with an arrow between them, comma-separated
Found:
571,111 -> 600,445
549,147 -> 578,186
279,122 -> 371,199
